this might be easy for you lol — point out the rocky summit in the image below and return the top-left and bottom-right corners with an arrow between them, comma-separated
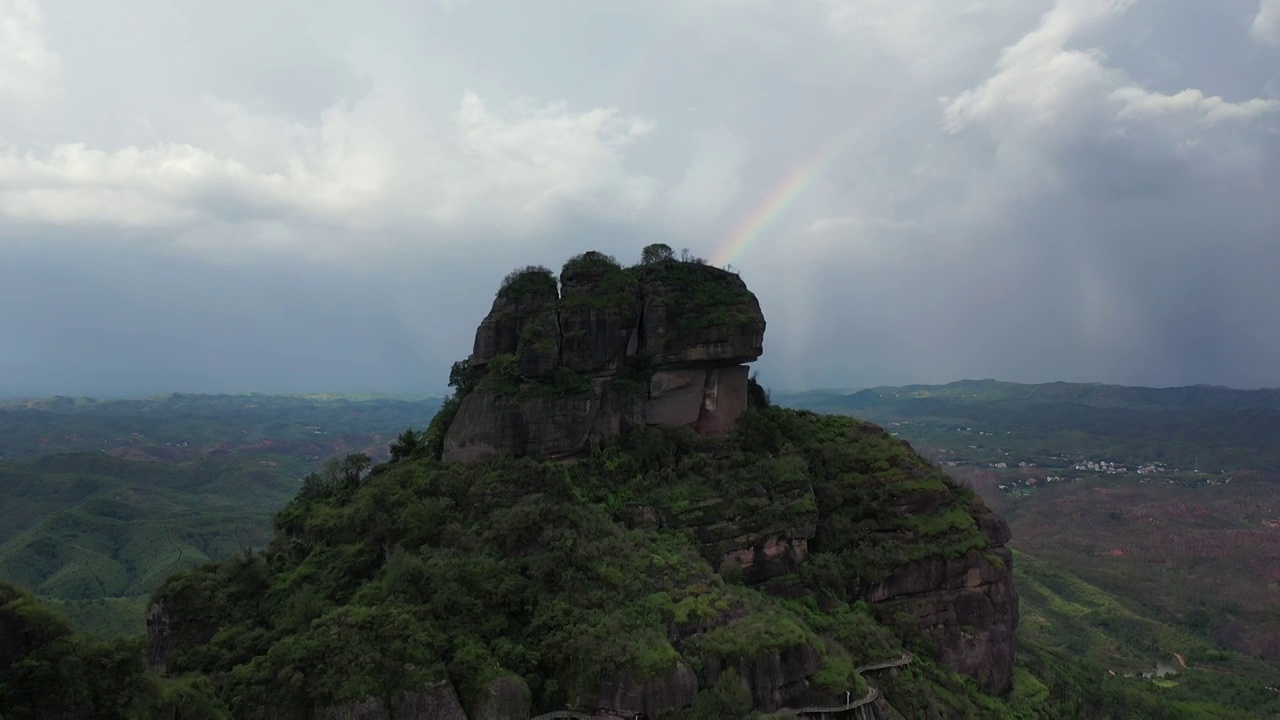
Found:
443,249 -> 766,464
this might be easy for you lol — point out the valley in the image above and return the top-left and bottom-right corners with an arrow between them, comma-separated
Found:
0,393 -> 442,636
781,381 -> 1280,697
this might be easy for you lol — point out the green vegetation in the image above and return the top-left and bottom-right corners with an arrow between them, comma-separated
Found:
5,379 -> 1280,717
562,250 -> 623,276
497,265 -> 557,301
1012,551 -> 1280,718
0,454 -> 291,637
0,392 -> 441,465
779,379 -> 1280,472
783,379 -> 1280,717
0,581 -> 228,718
560,252 -> 639,311
639,242 -> 675,265
473,353 -> 592,402
517,305 -> 561,371
150,406 -> 995,716
0,393 -> 443,638
631,258 -> 757,331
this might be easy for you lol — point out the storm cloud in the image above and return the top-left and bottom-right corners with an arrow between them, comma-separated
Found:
1,0 -> 1277,396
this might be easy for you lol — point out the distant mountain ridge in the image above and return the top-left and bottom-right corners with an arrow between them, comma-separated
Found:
783,379 -> 1280,409
778,379 -> 1280,474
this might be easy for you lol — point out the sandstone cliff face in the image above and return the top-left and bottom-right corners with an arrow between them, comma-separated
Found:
704,644 -> 823,712
470,273 -> 560,372
718,530 -> 814,585
443,377 -> 646,464
867,511 -> 1019,694
442,253 -> 766,464
575,661 -> 700,717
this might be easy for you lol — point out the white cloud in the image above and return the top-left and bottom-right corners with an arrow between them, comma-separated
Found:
942,0 -> 1129,136
1254,0 -> 1280,46
1112,87 -> 1279,126
820,0 -> 1034,81
442,92 -> 657,225
0,89 -> 657,247
0,143 -> 253,227
943,0 -> 1278,139
0,0 -> 61,105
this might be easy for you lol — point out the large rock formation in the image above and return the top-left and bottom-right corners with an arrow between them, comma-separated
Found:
442,251 -> 766,464
141,247 -> 1019,719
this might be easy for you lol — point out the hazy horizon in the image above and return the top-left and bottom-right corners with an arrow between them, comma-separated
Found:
4,375 -> 1278,404
3,1 -> 1278,397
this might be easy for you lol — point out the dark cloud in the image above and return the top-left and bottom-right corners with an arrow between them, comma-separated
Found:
1,0 -> 1277,397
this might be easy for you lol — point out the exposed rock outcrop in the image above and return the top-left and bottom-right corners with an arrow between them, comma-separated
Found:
576,661 -> 700,717
472,675 -> 532,720
442,252 -> 766,464
316,680 -> 467,720
704,643 -> 823,712
718,530 -> 814,585
145,597 -> 174,673
867,510 -> 1020,694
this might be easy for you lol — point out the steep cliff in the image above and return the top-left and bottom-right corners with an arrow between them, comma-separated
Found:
146,247 -> 1019,719
866,510 -> 1018,693
442,251 -> 766,464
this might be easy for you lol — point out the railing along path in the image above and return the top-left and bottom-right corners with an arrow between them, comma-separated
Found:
530,653 -> 912,720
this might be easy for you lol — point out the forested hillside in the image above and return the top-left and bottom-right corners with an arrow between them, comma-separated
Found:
0,394 -> 441,638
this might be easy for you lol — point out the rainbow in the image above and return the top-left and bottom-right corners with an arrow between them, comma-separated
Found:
710,123 -> 864,269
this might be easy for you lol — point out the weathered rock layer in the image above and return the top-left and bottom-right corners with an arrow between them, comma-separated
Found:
442,252 -> 766,464
868,510 -> 1020,694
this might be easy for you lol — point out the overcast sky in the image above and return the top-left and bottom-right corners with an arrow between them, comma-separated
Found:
2,0 -> 1278,397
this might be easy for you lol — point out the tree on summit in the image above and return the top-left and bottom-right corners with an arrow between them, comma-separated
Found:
640,243 -> 674,264
421,357 -> 479,462
448,358 -> 477,395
